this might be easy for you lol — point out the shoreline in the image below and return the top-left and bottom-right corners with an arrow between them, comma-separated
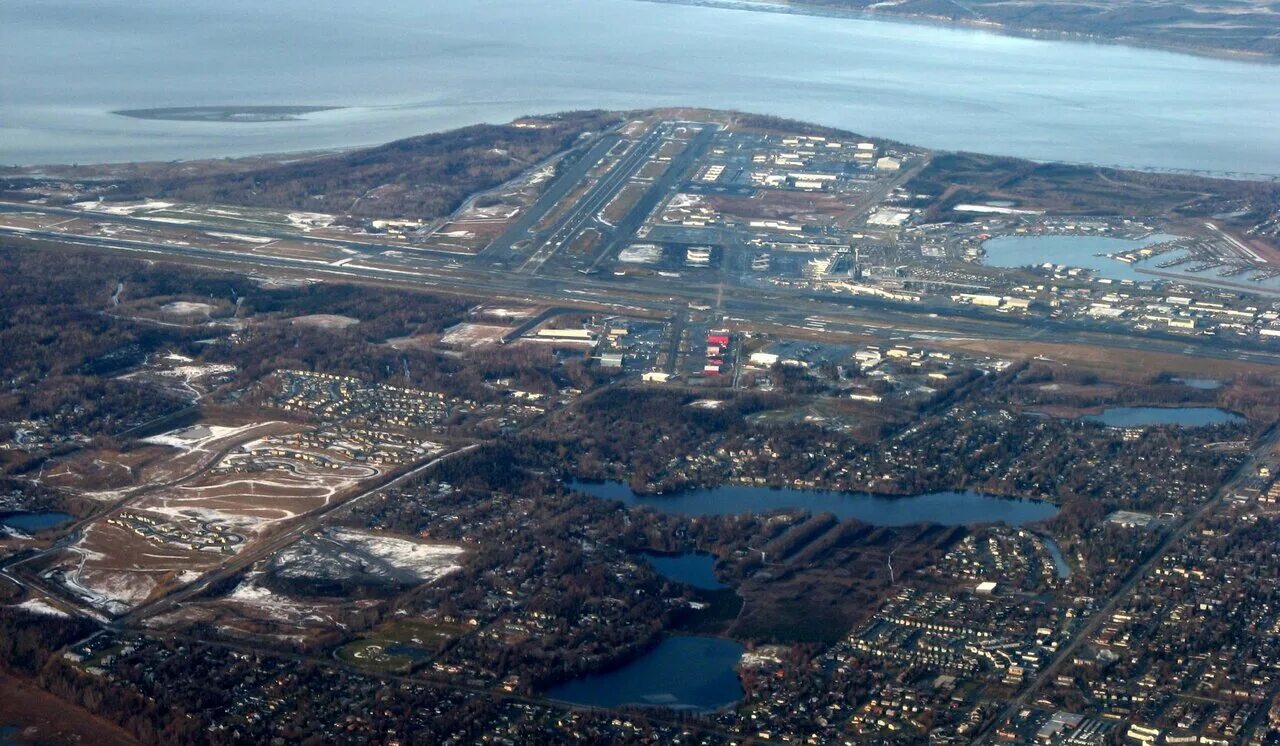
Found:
634,0 -> 1280,66
8,108 -> 1280,184
113,105 -> 343,124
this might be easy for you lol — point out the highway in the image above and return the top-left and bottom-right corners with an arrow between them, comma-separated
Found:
5,118 -> 1280,737
114,443 -> 481,627
5,117 -> 1280,375
5,221 -> 1280,371
0,201 -> 470,260
3,114 -> 1280,371
0,419 -> 278,582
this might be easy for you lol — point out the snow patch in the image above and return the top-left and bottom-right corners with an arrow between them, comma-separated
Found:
206,231 -> 276,244
330,529 -> 463,583
13,598 -> 70,618
143,422 -> 278,451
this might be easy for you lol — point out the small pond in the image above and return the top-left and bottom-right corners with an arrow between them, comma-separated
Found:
545,635 -> 745,711
642,552 -> 726,590
1083,407 -> 1243,428
1041,535 -> 1072,579
0,511 -> 74,532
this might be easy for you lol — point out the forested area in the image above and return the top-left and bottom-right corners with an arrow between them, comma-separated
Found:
0,608 -> 96,677
789,0 -> 1280,57
504,370 -> 1248,513
0,239 -> 619,480
0,244 -> 204,468
66,111 -> 623,221
911,150 -> 1280,232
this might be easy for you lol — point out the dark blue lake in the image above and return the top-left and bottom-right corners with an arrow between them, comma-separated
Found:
573,481 -> 1058,526
643,552 -> 725,590
1083,406 -> 1243,428
546,634 -> 744,711
0,511 -> 73,532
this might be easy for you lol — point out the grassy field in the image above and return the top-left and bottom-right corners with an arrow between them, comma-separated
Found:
335,617 -> 469,673
939,337 -> 1280,385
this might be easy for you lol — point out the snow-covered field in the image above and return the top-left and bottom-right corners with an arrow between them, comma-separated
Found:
227,579 -> 331,624
73,200 -> 174,215
286,212 -> 335,230
161,301 -> 216,315
440,323 -> 507,348
290,314 -> 360,329
205,231 -> 276,244
61,563 -> 158,615
330,529 -> 463,583
157,363 -> 237,380
475,306 -> 536,320
142,422 -> 282,452
46,419 -> 440,616
114,355 -> 238,403
12,598 -> 70,618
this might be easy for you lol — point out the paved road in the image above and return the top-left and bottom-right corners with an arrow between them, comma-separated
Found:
115,443 -> 480,627
482,133 -> 624,259
0,201 -> 467,259
500,306 -> 579,343
1,421 -> 285,582
584,123 -> 719,273
517,123 -> 670,274
6,225 -> 1278,372
975,423 -> 1280,742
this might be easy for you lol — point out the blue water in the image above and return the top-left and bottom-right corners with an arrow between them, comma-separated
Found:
1084,406 -> 1244,427
644,552 -> 726,590
981,234 -> 1179,282
546,635 -> 745,711
0,511 -> 73,532
1041,535 -> 1072,579
3,0 -> 1279,171
981,234 -> 1280,292
572,480 -> 1058,526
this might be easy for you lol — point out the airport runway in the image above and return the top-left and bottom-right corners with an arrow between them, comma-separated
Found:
516,123 -> 671,274
482,133 -> 624,259
4,223 -> 1279,369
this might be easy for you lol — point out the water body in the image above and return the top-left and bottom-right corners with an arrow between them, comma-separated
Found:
3,0 -> 1280,172
981,234 -> 1180,283
546,634 -> 745,711
1040,535 -> 1072,579
982,234 -> 1280,292
0,511 -> 74,532
643,552 -> 726,590
572,480 -> 1058,526
1083,406 -> 1244,427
